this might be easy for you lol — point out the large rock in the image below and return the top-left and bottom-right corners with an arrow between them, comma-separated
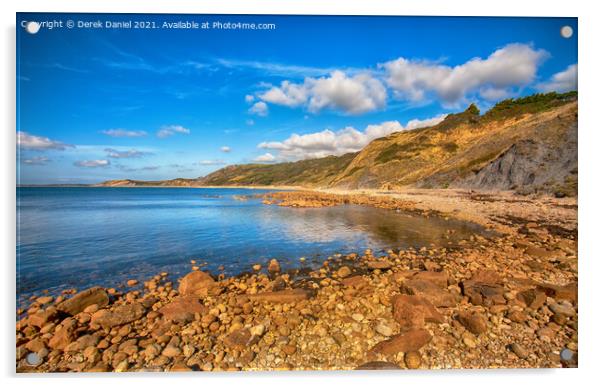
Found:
267,259 -> 281,274
158,296 -> 207,323
412,271 -> 449,288
91,303 -> 146,329
48,318 -> 77,351
392,294 -> 444,329
401,279 -> 457,307
536,281 -> 577,303
341,275 -> 369,289
516,289 -> 547,309
57,287 -> 109,316
28,307 -> 58,328
223,328 -> 258,350
366,261 -> 392,270
461,270 -> 506,306
178,271 -> 220,297
247,289 -> 311,303
456,310 -> 488,334
368,329 -> 432,356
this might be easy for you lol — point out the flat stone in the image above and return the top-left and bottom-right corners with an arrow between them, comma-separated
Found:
368,329 -> 432,356
341,276 -> 368,289
456,310 -> 488,334
57,287 -> 109,316
158,296 -> 207,323
223,328 -> 258,350
536,282 -> 577,303
401,279 -> 457,307
392,294 -> 444,329
91,303 -> 146,329
366,261 -> 392,270
178,271 -> 220,297
28,308 -> 58,329
516,289 -> 547,309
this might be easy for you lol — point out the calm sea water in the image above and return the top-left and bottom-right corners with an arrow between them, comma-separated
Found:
17,187 -> 486,303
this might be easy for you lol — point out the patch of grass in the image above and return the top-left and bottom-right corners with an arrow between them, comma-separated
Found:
483,91 -> 577,121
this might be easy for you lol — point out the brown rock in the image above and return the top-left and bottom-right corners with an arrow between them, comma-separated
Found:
337,266 -> 352,278
404,351 -> 422,369
536,281 -> 577,303
223,328 -> 258,350
57,287 -> 109,316
355,361 -> 401,370
456,310 -> 488,334
341,275 -> 368,289
158,296 -> 207,323
412,271 -> 449,288
368,329 -> 432,356
126,279 -> 138,287
507,310 -> 528,323
461,271 -> 505,306
25,337 -> 46,353
366,261 -> 392,270
178,271 -> 219,297
267,259 -> 281,274
91,303 -> 146,329
392,294 -> 444,329
48,318 -> 77,350
28,308 -> 58,328
247,289 -> 311,303
401,279 -> 457,307
510,342 -> 529,359
516,289 -> 546,309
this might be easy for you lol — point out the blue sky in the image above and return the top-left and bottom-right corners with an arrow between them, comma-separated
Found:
16,14 -> 577,184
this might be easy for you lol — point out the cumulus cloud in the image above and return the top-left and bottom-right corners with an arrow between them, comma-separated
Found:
245,94 -> 255,103
249,101 -> 268,116
74,159 -> 110,168
258,114 -> 446,160
536,64 -> 577,93
101,129 -> 147,138
17,131 -> 73,151
21,156 -> 50,165
253,153 -> 276,163
258,71 -> 386,114
220,146 -> 231,153
104,148 -> 151,158
381,43 -> 548,105
157,125 -> 191,138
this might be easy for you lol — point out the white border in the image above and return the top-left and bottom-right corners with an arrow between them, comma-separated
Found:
2,1 -> 600,386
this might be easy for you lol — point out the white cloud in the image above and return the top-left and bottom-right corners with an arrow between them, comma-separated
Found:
536,64 -> 577,93
101,129 -> 147,138
74,159 -> 110,168
17,131 -> 73,151
253,153 -> 276,163
244,94 -> 255,103
381,43 -> 548,105
258,71 -> 386,115
157,125 -> 191,138
249,101 -> 268,116
258,114 -> 446,160
104,148 -> 150,158
197,160 -> 225,166
21,156 -> 50,165
220,146 -> 231,153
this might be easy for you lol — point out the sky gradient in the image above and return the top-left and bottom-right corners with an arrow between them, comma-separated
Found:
16,13 -> 577,184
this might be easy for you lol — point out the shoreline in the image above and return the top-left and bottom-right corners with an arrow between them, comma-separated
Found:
16,190 -> 578,372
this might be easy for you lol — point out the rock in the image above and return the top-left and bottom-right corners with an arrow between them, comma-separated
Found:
91,303 -> 146,329
337,266 -> 352,278
507,310 -> 528,323
341,275 -> 368,289
355,361 -> 401,370
536,281 -> 577,303
252,264 -> 261,271
48,319 -> 77,351
412,271 -> 449,288
282,344 -> 296,355
516,289 -> 546,309
223,328 -> 258,350
462,332 -> 477,348
510,342 -> 528,359
28,308 -> 58,328
162,345 -> 181,358
375,323 -> 393,337
250,324 -> 266,337
351,313 -> 364,322
368,329 -> 432,356
366,261 -> 392,270
247,289 -> 311,303
25,337 -> 46,353
178,271 -> 219,297
549,302 -> 576,317
126,280 -> 138,286
456,310 -> 487,334
158,296 -> 207,323
461,271 -> 505,306
404,351 -> 422,369
267,259 -> 281,273
392,294 -> 444,329
401,279 -> 457,307
36,296 -> 53,305
57,287 -> 109,316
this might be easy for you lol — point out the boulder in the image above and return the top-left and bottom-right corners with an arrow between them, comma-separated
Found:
461,270 -> 505,306
368,329 -> 432,356
366,261 -> 392,270
57,287 -> 109,316
28,307 -> 58,328
456,310 -> 488,334
536,281 -> 577,303
91,303 -> 146,329
341,275 -> 369,289
158,296 -> 207,323
401,279 -> 457,307
267,259 -> 281,274
48,318 -> 77,351
412,271 -> 449,288
516,289 -> 546,309
247,289 -> 311,303
178,271 -> 220,297
391,294 -> 444,329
